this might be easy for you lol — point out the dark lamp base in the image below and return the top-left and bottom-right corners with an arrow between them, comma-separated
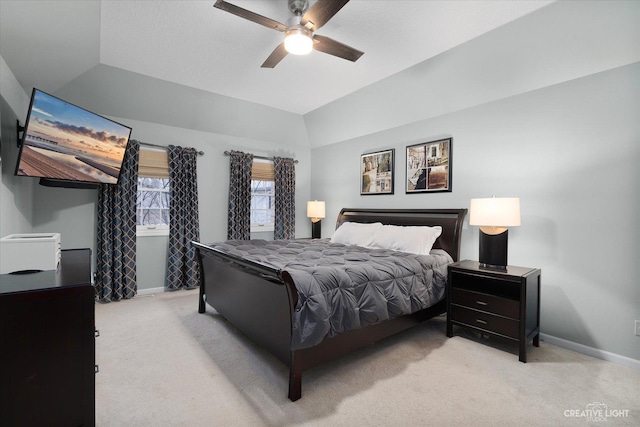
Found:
478,229 -> 509,270
311,220 -> 322,239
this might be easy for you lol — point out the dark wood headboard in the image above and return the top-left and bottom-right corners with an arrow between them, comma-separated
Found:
335,208 -> 468,262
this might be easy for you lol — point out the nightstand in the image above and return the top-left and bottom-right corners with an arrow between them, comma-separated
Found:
446,260 -> 541,362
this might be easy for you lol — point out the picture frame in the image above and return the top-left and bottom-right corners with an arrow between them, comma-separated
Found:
361,149 -> 394,195
406,138 -> 452,193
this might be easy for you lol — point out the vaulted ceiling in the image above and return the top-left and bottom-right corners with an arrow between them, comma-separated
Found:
0,0 -> 552,115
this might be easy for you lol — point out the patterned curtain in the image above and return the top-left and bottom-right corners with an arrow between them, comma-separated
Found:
95,139 -> 140,302
274,157 -> 296,240
166,145 -> 201,290
227,150 -> 253,240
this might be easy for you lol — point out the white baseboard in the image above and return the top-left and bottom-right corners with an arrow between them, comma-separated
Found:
540,333 -> 640,371
136,287 -> 164,296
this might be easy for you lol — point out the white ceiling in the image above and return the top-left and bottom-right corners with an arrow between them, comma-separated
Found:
0,0 -> 553,115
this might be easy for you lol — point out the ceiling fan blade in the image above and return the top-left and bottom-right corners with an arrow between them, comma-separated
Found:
261,43 -> 289,68
301,0 -> 350,31
312,34 -> 363,62
214,0 -> 287,32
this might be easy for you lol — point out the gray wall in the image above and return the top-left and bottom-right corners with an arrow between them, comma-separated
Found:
304,1 -> 640,148
116,117 -> 311,291
307,1 -> 640,361
311,63 -> 640,362
1,56 -> 33,238
1,63 -> 313,291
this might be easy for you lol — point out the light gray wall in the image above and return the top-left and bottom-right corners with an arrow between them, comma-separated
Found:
117,117 -> 311,290
1,54 -> 33,238
54,64 -> 310,149
117,117 -> 312,242
31,185 -> 99,250
2,53 -> 99,252
307,1 -> 640,361
125,118 -> 311,290
311,63 -> 639,361
1,65 -> 312,291
136,235 -> 168,292
304,0 -> 640,148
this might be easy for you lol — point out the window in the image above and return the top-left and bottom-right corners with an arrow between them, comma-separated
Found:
137,147 -> 170,237
251,179 -> 275,232
250,159 -> 275,232
137,177 -> 170,236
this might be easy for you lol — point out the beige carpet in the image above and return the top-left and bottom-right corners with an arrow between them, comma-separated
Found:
95,291 -> 639,426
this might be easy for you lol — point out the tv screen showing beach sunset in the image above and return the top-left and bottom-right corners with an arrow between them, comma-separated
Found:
15,89 -> 132,185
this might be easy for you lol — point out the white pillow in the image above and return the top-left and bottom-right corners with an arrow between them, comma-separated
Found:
330,222 -> 383,247
369,224 -> 442,255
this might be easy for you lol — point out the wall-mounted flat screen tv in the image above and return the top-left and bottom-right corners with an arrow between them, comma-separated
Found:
15,88 -> 132,187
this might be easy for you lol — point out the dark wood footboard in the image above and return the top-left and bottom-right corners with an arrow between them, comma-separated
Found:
194,242 -> 297,366
194,208 -> 467,401
287,298 -> 447,401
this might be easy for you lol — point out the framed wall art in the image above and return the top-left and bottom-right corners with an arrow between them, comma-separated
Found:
406,138 -> 452,193
361,149 -> 394,195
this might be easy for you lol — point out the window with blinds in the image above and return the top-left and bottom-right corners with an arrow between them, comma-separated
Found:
137,147 -> 170,237
251,159 -> 275,233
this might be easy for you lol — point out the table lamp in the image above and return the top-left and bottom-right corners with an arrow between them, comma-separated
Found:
469,197 -> 521,270
307,200 -> 326,239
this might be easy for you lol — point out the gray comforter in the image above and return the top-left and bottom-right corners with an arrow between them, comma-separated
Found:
209,239 -> 453,350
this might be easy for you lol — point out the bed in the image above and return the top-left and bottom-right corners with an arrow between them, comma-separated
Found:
193,208 -> 467,401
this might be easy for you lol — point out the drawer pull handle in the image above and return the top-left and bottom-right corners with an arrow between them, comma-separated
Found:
476,319 -> 488,325
476,300 -> 488,306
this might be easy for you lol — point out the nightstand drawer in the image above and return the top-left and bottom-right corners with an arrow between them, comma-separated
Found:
451,288 -> 519,319
450,305 -> 519,339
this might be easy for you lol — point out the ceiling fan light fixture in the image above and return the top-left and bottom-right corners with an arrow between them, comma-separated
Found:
284,26 -> 313,55
214,0 -> 363,68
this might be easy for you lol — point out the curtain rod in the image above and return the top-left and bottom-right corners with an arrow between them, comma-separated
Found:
223,150 -> 298,163
137,140 -> 204,156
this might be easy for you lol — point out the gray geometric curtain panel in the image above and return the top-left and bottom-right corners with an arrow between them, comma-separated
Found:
227,150 -> 253,240
274,157 -> 296,240
166,145 -> 201,291
95,139 -> 140,302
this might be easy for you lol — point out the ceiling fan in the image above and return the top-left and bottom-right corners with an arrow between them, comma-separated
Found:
214,0 -> 364,68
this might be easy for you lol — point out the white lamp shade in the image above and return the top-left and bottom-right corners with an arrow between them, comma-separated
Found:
469,197 -> 521,227
307,200 -> 326,219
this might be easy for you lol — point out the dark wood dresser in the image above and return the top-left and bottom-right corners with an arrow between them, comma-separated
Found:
446,259 -> 541,362
0,249 -> 95,427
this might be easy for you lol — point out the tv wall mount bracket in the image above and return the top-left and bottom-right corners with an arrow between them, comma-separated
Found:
16,120 -> 25,146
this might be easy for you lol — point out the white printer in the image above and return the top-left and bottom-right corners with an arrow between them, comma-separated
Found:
0,233 -> 61,274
